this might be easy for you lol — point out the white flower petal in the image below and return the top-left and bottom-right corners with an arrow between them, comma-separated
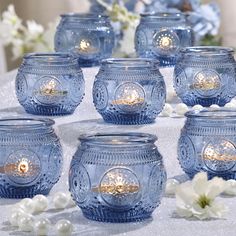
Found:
206,177 -> 226,199
208,200 -> 228,219
192,172 -> 208,195
176,206 -> 193,218
192,203 -> 210,220
176,181 -> 197,206
175,173 -> 228,220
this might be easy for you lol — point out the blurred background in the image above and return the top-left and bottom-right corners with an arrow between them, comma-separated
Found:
0,0 -> 235,73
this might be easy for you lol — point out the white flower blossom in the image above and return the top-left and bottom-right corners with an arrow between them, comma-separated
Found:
2,4 -> 22,30
0,4 -> 55,59
0,23 -> 13,45
119,25 -> 137,55
176,172 -> 227,220
26,20 -> 44,40
11,38 -> 24,59
199,4 -> 220,36
40,18 -> 60,52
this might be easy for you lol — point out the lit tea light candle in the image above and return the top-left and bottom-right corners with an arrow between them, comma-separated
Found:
203,141 -> 236,161
92,172 -> 140,195
92,182 -> 139,195
80,39 -> 91,52
76,39 -> 99,54
38,79 -> 67,97
113,89 -> 144,106
40,79 -> 57,96
160,36 -> 172,49
93,184 -> 140,195
0,157 -> 39,178
192,71 -> 221,91
154,31 -> 178,53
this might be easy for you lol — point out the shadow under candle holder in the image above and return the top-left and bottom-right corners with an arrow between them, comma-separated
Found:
49,210 -> 152,236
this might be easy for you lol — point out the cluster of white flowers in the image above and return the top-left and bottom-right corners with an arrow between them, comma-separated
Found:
0,5 -> 57,60
96,0 -> 139,56
94,0 -> 221,46
165,172 -> 236,220
9,192 -> 75,235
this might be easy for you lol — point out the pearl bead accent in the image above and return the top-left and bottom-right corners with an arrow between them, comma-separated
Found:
224,102 -> 236,108
19,198 -> 35,214
161,103 -> 173,117
224,180 -> 236,196
55,219 -> 73,236
165,179 -> 180,196
34,218 -> 51,236
192,104 -> 204,111
8,192 -> 77,234
33,195 -> 48,213
9,208 -> 26,226
53,192 -> 69,209
230,99 -> 236,105
66,192 -> 76,207
175,103 -> 189,116
18,214 -> 34,232
210,104 -> 220,109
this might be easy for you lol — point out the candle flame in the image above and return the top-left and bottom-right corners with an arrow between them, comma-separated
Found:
80,39 -> 91,51
160,36 -> 172,48
18,158 -> 29,174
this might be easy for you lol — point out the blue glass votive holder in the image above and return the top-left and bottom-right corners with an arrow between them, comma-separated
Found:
15,53 -> 85,116
0,118 -> 63,198
174,47 -> 236,107
54,14 -> 115,67
135,12 -> 193,67
69,133 -> 167,222
178,109 -> 236,180
93,58 -> 166,125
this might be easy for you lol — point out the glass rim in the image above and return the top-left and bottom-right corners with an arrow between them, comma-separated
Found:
101,58 -> 160,68
0,117 -> 55,129
79,132 -> 157,145
180,46 -> 234,56
60,13 -> 109,19
23,52 -> 78,65
24,52 -> 74,60
185,109 -> 236,119
140,12 -> 185,19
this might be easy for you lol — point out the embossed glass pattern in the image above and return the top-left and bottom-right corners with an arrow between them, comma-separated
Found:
93,59 -> 166,125
174,47 -> 236,106
16,53 -> 85,116
69,133 -> 166,222
135,13 -> 193,67
0,118 -> 63,198
55,14 -> 115,67
178,110 -> 236,179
